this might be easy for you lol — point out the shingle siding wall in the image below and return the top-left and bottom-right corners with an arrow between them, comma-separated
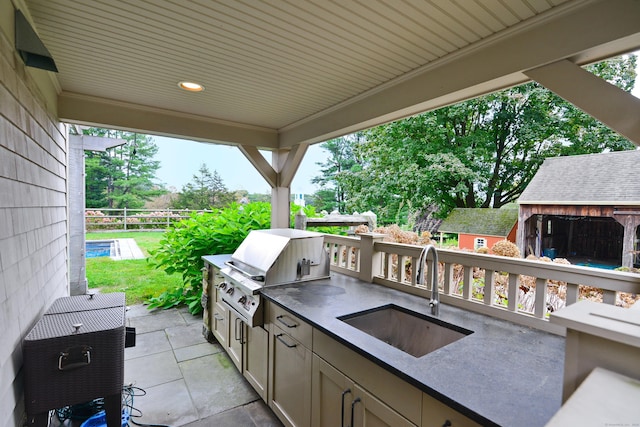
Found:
0,29 -> 68,427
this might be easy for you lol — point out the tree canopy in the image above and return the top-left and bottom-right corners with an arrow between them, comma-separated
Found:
311,133 -> 362,213
313,55 -> 637,226
84,129 -> 164,209
170,163 -> 235,210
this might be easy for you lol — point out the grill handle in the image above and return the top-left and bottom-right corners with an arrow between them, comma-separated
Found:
224,261 -> 265,282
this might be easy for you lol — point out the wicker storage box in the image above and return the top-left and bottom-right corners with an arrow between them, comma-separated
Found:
45,293 -> 125,314
23,296 -> 125,427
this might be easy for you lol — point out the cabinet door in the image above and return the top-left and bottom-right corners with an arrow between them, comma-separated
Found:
228,311 -> 244,371
269,324 -> 312,427
352,385 -> 417,427
211,303 -> 229,348
244,324 -> 268,402
422,393 -> 481,427
312,354 -> 353,427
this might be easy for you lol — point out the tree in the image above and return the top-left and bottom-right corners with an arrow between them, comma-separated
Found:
84,129 -> 165,208
171,164 -> 234,210
311,134 -> 362,213
340,55 -> 637,224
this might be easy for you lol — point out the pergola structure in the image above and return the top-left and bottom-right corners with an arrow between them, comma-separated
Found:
2,1 -> 640,424
13,0 -> 640,226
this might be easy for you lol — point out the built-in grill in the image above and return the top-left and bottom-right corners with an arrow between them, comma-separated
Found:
219,228 -> 330,327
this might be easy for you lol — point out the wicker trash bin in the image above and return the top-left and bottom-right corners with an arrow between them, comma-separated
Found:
23,294 -> 126,427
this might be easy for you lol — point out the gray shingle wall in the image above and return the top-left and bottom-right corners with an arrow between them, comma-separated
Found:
0,29 -> 68,427
519,150 -> 640,204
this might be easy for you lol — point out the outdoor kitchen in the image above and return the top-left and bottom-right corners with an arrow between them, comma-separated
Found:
200,229 -> 640,427
4,2 -> 640,427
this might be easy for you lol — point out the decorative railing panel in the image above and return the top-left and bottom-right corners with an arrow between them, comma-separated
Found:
323,233 -> 640,335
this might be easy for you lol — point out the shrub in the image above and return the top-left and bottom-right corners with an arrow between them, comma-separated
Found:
147,202 -> 271,313
491,240 -> 521,258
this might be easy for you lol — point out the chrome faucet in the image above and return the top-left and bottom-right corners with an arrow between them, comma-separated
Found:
417,244 -> 439,316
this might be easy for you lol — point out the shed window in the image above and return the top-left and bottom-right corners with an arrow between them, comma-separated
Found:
474,238 -> 487,249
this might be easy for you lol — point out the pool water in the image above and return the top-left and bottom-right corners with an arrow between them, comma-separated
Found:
86,240 -> 114,258
575,262 -> 619,270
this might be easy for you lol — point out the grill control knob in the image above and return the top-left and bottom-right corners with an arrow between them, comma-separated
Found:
238,295 -> 247,305
218,282 -> 227,291
226,287 -> 234,296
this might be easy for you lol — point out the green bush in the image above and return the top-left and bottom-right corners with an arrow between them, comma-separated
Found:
147,202 -> 271,313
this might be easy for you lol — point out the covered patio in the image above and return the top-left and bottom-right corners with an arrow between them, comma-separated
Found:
2,1 -> 640,426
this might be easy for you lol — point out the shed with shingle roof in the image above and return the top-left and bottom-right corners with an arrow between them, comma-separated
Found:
517,150 -> 640,268
439,208 -> 518,251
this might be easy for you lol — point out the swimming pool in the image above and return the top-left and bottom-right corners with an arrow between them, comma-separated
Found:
86,240 -> 114,258
575,262 -> 619,270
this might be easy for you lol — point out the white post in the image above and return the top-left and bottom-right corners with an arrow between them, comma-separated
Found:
358,233 -> 386,282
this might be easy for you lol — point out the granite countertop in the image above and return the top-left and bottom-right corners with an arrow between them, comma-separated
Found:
260,273 -> 566,427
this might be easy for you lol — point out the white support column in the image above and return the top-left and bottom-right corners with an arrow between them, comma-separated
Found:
68,134 -> 125,295
271,187 -> 291,228
68,136 -> 87,296
240,145 -> 309,229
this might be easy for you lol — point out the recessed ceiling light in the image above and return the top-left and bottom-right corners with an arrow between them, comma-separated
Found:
178,81 -> 204,92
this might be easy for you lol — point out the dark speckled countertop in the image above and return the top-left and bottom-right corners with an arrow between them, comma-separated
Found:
260,273 -> 565,427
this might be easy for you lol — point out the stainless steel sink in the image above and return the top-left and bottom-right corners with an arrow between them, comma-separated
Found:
339,305 -> 473,357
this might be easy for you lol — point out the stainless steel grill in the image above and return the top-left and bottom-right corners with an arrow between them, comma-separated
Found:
219,229 -> 329,326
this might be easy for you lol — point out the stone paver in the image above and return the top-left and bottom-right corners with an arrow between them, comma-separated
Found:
120,305 -> 281,426
127,308 -> 185,334
179,352 -> 259,419
128,379 -> 198,426
166,322 -> 207,349
125,330 -> 172,360
125,350 -> 183,389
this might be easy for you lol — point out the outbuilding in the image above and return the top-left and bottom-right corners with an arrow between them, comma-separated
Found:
517,150 -> 640,269
439,208 -> 518,251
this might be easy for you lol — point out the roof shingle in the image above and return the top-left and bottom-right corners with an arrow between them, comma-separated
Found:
518,150 -> 640,205
438,208 -> 518,237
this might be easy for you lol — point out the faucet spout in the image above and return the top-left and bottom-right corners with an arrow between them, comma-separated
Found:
417,245 -> 439,316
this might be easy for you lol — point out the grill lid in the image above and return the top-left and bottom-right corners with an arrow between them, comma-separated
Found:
231,229 -> 292,275
228,228 -> 329,287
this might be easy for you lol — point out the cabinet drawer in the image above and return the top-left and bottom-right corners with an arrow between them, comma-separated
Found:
269,303 -> 312,349
212,268 -> 225,287
313,330 -> 422,425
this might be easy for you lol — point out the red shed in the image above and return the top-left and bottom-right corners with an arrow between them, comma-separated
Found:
438,208 -> 518,251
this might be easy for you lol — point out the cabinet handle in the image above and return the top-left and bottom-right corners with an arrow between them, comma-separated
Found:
349,397 -> 361,427
341,388 -> 351,427
275,333 -> 297,348
213,312 -> 224,322
442,421 -> 452,427
276,314 -> 298,328
235,317 -> 245,344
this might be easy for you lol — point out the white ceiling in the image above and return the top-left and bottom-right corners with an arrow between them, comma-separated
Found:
23,0 -> 640,150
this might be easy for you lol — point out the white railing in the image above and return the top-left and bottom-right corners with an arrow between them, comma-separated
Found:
324,233 -> 640,335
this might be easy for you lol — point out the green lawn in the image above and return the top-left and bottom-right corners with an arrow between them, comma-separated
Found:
86,232 -> 182,305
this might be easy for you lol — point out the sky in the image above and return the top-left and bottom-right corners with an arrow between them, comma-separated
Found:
152,137 -> 327,195
152,53 -> 640,195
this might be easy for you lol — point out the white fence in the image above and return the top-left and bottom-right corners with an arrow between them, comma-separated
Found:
85,208 -> 212,231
